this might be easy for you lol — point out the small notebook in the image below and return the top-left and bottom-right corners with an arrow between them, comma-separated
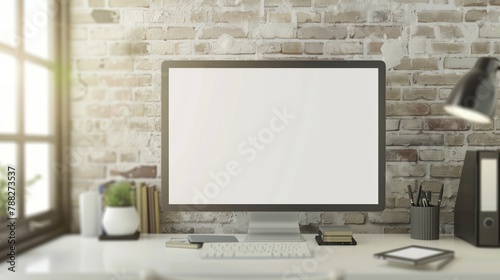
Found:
318,225 -> 352,236
187,235 -> 239,244
166,238 -> 202,249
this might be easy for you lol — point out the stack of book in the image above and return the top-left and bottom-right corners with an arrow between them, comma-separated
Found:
317,225 -> 354,244
134,183 -> 161,234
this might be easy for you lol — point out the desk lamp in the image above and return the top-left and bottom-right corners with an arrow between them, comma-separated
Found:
444,57 -> 499,123
445,57 -> 500,247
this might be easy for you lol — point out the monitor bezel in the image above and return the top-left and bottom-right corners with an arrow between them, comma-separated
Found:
161,60 -> 386,212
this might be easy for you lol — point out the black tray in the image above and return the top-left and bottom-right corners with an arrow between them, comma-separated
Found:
315,235 -> 357,246
99,231 -> 140,241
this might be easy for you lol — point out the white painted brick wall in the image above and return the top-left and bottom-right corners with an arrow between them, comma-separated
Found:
70,0 -> 500,234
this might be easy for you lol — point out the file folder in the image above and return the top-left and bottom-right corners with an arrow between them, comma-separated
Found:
455,151 -> 500,247
478,152 -> 499,246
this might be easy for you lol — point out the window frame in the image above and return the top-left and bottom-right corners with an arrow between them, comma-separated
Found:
0,0 -> 70,259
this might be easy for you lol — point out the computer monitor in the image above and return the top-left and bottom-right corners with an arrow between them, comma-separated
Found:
161,60 -> 385,241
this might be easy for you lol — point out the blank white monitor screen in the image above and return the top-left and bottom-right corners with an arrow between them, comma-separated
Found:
164,61 -> 385,211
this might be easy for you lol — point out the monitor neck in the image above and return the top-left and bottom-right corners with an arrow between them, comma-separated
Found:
245,212 -> 304,242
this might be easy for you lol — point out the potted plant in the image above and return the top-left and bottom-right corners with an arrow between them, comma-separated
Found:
102,181 -> 139,235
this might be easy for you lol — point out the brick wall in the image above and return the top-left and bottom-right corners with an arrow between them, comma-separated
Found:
70,0 -> 500,234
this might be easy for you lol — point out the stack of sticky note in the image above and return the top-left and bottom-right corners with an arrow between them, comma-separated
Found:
317,225 -> 353,243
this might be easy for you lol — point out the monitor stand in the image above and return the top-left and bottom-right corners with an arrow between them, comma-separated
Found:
245,212 -> 305,242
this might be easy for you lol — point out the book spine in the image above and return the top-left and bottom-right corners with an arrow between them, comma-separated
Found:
148,186 -> 155,233
319,229 -> 352,236
141,185 -> 149,233
154,189 -> 160,234
136,184 -> 142,232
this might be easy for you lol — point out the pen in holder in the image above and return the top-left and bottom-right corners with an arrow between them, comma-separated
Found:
410,205 -> 440,240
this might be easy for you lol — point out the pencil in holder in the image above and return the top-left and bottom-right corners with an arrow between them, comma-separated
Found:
410,205 -> 440,240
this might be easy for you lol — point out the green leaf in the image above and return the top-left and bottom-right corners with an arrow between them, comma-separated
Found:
104,181 -> 133,207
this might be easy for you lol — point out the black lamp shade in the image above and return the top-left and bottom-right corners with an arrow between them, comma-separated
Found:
444,57 -> 499,124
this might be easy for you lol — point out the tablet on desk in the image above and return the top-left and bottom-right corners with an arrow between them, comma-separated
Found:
374,245 -> 454,266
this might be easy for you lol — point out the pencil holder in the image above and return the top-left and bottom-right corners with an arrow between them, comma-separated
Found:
410,205 -> 440,240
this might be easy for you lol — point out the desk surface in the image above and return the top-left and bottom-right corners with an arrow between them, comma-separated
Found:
1,234 -> 499,280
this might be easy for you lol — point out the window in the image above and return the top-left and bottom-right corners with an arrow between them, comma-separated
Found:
0,0 -> 69,257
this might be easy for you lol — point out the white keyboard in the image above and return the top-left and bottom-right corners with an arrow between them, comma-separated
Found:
200,242 -> 312,259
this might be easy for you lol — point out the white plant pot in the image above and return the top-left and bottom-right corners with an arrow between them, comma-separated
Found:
102,206 -> 139,236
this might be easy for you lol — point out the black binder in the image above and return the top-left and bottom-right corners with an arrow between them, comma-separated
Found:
455,151 -> 500,247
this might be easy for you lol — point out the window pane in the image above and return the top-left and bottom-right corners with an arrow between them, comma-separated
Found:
25,143 -> 51,217
24,62 -> 52,135
0,0 -> 17,47
0,143 -> 17,167
0,142 -> 17,220
24,0 -> 53,60
0,53 -> 18,134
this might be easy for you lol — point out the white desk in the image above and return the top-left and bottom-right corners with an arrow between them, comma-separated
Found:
1,234 -> 499,280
